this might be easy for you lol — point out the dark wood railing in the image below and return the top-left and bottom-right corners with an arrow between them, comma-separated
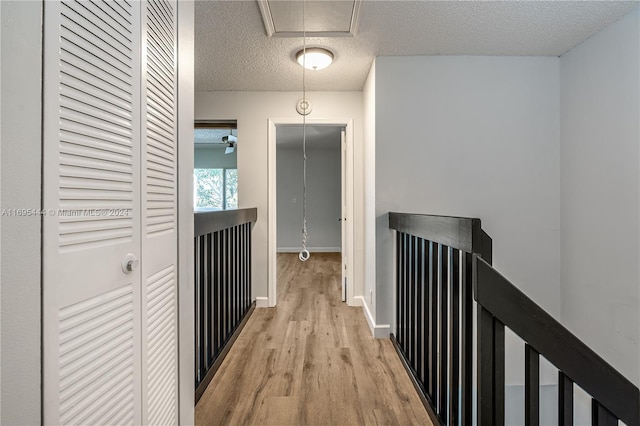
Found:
389,212 -> 639,426
475,257 -> 639,426
194,208 -> 257,402
390,213 -> 492,425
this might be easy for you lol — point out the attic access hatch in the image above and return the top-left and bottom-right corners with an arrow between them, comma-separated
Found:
258,0 -> 362,37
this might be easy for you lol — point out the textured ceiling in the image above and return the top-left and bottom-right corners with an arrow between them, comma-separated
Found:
195,1 -> 639,92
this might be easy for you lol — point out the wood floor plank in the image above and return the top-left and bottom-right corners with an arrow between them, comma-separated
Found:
195,253 -> 433,426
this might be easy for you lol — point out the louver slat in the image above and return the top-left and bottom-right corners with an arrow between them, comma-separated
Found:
58,0 -> 134,252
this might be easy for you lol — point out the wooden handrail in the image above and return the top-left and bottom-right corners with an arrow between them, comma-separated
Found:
194,208 -> 257,237
474,256 -> 639,426
389,212 -> 492,262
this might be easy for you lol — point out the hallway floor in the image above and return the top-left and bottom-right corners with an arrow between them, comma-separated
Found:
195,252 -> 432,425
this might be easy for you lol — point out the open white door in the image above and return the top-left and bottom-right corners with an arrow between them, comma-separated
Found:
341,128 -> 347,302
43,1 -> 178,424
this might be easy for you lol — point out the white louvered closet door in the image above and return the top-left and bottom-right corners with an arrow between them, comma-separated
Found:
141,0 -> 179,424
43,1 -> 178,424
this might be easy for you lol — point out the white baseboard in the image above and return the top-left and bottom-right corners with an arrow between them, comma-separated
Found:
277,247 -> 341,253
254,297 -> 270,308
355,296 -> 390,339
349,295 -> 362,307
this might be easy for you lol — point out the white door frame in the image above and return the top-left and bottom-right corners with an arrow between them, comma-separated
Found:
267,118 -> 355,307
340,128 -> 347,303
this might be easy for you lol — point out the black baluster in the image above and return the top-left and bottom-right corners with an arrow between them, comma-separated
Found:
408,235 -> 415,366
449,248 -> 460,425
415,237 -> 424,387
439,245 -> 449,421
397,232 -> 404,349
525,344 -> 539,426
429,241 -> 438,400
558,372 -> 573,426
460,252 -> 473,425
592,400 -> 617,426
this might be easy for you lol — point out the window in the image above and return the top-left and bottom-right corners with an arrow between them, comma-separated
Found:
225,168 -> 238,208
194,121 -> 238,210
194,168 -> 237,210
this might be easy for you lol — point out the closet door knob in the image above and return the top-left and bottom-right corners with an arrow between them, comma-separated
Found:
121,254 -> 139,274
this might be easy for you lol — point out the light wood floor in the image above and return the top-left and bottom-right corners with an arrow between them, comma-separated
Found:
195,252 -> 432,426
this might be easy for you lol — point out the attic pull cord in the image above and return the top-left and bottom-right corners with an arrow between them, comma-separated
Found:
299,0 -> 310,263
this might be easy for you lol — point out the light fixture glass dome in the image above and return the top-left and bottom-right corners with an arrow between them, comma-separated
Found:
296,47 -> 334,70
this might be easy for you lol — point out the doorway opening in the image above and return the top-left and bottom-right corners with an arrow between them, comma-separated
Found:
268,119 -> 354,307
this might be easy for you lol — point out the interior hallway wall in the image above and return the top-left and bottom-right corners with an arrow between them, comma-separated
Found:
277,142 -> 341,252
0,1 -> 42,423
195,91 -> 364,305
372,56 -> 561,329
560,9 -> 640,387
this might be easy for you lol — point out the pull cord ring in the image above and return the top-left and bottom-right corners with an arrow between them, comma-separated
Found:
299,249 -> 310,262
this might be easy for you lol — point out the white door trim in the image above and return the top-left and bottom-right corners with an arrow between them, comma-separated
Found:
267,118 -> 355,307
340,128 -> 347,303
176,2 -> 195,424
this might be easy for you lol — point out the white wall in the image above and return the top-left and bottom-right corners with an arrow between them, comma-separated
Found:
195,91 -> 364,304
373,56 -> 561,329
0,1 -> 42,423
560,9 -> 640,387
277,143 -> 341,252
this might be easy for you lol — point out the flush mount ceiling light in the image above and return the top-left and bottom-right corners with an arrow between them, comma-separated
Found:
296,47 -> 334,70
